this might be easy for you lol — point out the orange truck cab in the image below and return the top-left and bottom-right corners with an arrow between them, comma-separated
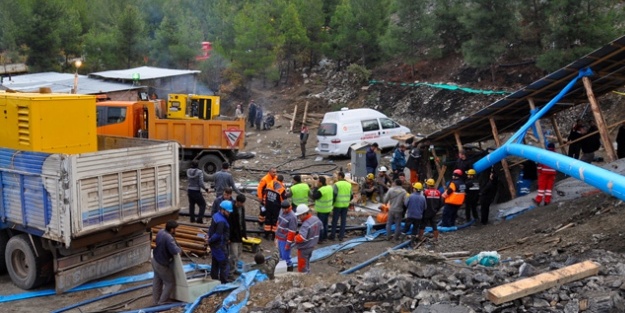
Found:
96,99 -> 245,174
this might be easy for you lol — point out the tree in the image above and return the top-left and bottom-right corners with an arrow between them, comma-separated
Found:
57,8 -> 83,71
114,4 -> 148,68
278,3 -> 309,83
26,0 -> 66,72
295,0 -> 325,68
537,0 -> 623,72
460,0 -> 517,81
432,0 -> 468,56
381,0 -> 440,77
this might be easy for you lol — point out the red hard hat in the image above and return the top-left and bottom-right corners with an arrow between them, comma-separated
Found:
453,169 -> 463,176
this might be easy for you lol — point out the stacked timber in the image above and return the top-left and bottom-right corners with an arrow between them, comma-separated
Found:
151,222 -> 209,256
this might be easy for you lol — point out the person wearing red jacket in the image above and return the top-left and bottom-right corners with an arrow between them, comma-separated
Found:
534,143 -> 557,206
293,204 -> 322,273
275,200 -> 298,272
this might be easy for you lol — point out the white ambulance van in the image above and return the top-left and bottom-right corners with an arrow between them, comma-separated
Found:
315,108 -> 410,157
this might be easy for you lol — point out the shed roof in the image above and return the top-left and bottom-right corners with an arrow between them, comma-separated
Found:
424,35 -> 625,147
0,72 -> 142,94
89,66 -> 200,81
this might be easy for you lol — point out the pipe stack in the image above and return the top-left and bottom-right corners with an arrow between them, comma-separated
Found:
151,222 -> 209,256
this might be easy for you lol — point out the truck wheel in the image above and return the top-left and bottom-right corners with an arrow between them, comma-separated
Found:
0,232 -> 8,274
5,234 -> 53,289
198,154 -> 222,176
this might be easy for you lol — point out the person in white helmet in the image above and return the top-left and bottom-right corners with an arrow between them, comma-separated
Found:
293,204 -> 322,273
375,166 -> 392,199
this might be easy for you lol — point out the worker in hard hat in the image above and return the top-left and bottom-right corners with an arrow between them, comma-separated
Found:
207,201 -> 233,283
440,169 -> 466,227
275,200 -> 297,272
464,169 -> 480,222
360,173 -> 378,205
375,166 -> 392,200
423,179 -> 441,241
293,204 -> 322,273
403,182 -> 426,241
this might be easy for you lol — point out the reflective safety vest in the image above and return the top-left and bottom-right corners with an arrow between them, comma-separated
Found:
444,180 -> 466,205
334,180 -> 352,208
290,183 -> 310,206
314,185 -> 333,213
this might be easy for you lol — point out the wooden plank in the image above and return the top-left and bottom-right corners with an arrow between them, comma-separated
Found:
550,115 -> 568,155
435,165 -> 447,190
302,101 -> 309,126
440,251 -> 471,258
290,104 -> 298,133
582,77 -> 617,162
454,132 -> 463,153
553,222 -> 575,234
486,260 -> 600,305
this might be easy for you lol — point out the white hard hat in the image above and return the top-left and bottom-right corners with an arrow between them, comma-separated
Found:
378,166 -> 387,172
295,204 -> 310,216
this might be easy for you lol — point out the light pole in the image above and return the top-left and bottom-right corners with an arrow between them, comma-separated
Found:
72,60 -> 82,94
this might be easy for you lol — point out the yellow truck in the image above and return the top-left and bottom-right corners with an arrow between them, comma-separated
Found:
96,96 -> 245,175
0,93 -> 180,293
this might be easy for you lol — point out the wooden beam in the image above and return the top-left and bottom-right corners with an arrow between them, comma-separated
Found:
489,117 -> 516,199
528,98 -> 545,148
290,104 -> 298,133
550,115 -> 568,155
301,101 -> 309,126
486,260 -> 600,305
582,77 -> 617,162
454,132 -> 463,153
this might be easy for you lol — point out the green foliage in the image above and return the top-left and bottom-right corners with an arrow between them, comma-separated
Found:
381,0 -> 441,70
346,63 -> 371,84
460,0 -> 517,69
432,0 -> 467,55
114,4 -> 148,68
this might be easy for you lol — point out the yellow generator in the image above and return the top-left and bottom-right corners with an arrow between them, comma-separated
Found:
0,93 -> 97,154
167,94 -> 220,120
242,237 -> 262,253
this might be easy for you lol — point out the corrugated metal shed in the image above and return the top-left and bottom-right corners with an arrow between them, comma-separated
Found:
0,72 -> 142,94
89,66 -> 200,81
425,35 -> 625,147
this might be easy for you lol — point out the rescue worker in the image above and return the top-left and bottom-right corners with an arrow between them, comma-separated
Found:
534,143 -> 557,206
228,194 -> 247,281
423,179 -> 441,241
213,162 -> 241,196
390,144 -> 407,179
293,204 -> 322,273
405,141 -> 421,184
311,176 -> 333,243
300,124 -> 309,159
376,166 -> 392,200
480,167 -> 498,225
255,104 -> 263,131
330,172 -> 353,241
365,143 -> 379,175
263,179 -> 286,240
211,187 -> 233,215
257,168 -> 277,228
249,250 -> 280,279
403,182 -> 426,241
152,220 -> 181,305
464,169 -> 480,222
455,150 -> 471,179
398,172 -> 412,193
187,160 -> 209,223
208,201 -> 232,284
289,175 -> 310,207
360,173 -> 378,204
440,169 -> 466,227
275,200 -> 297,272
384,179 -> 408,242
248,100 -> 257,128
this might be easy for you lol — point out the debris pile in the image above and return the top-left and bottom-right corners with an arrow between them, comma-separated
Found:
248,249 -> 625,313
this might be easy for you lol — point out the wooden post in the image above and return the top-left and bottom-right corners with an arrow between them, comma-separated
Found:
528,98 -> 545,148
454,132 -> 463,153
582,77 -> 617,162
290,104 -> 298,133
550,115 -> 567,155
490,117 -> 516,199
430,147 -> 446,188
302,101 -> 309,126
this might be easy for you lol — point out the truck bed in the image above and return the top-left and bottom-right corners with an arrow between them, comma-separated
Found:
150,117 -> 245,150
0,136 -> 180,248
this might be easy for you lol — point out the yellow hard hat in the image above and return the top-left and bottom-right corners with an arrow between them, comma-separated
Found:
426,179 -> 435,186
367,173 -> 375,180
413,182 -> 423,191
466,169 -> 477,175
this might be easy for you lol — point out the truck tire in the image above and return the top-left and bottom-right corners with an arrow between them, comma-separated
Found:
0,231 -> 8,274
198,154 -> 222,176
5,234 -> 53,290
